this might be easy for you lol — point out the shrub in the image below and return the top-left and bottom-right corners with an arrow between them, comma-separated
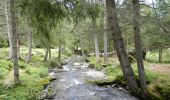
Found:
94,63 -> 102,71
0,36 -> 8,48
105,64 -> 122,77
155,83 -> 170,99
19,61 -> 28,69
145,71 -> 157,84
47,59 -> 62,69
114,74 -> 127,84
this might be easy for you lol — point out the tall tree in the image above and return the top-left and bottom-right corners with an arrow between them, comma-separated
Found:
26,19 -> 32,63
9,0 -> 19,84
44,48 -> 49,62
5,0 -> 12,59
103,0 -> 108,65
92,20 -> 100,63
132,0 -> 148,97
105,0 -> 139,93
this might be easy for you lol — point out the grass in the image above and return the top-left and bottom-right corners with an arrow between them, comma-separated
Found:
88,52 -> 170,100
146,49 -> 170,63
0,62 -> 49,100
0,47 -> 71,99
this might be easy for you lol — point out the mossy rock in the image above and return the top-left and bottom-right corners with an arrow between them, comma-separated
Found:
38,78 -> 50,87
87,79 -> 115,86
89,64 -> 95,69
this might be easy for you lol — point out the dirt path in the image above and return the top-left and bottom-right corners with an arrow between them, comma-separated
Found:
148,63 -> 170,74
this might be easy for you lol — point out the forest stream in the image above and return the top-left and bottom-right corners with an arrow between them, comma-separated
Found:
42,56 -> 139,100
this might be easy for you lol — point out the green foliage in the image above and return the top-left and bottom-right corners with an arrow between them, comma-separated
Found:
0,59 -> 12,79
62,50 -> 72,58
95,63 -> 102,71
146,49 -> 170,63
153,73 -> 170,100
0,66 -> 49,99
0,47 -> 54,99
0,36 -> 8,48
0,48 -> 9,59
105,64 -> 122,78
86,2 -> 101,22
19,61 -> 28,69
114,74 -> 127,84
155,83 -> 170,99
145,71 -> 158,84
47,59 -> 62,69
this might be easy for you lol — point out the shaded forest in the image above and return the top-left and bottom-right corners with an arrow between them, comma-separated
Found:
0,0 -> 170,100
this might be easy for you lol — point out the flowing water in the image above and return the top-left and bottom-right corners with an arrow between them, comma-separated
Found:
44,56 -> 139,100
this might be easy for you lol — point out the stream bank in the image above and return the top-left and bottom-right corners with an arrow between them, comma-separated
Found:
41,56 -> 139,100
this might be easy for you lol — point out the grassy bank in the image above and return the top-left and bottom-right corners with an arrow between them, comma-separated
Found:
0,47 -> 71,99
146,49 -> 170,63
88,53 -> 170,100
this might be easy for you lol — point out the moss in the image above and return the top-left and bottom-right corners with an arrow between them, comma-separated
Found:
87,79 -> 114,86
148,85 -> 164,100
88,55 -> 170,99
155,83 -> 170,99
38,78 -> 50,86
0,62 -> 49,99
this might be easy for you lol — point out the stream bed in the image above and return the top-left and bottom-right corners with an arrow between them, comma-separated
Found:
43,56 -> 139,100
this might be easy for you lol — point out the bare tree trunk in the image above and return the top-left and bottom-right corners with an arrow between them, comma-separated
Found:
126,32 -> 128,48
159,47 -> 162,63
58,44 -> 61,59
80,35 -> 85,56
103,31 -> 108,65
89,32 -> 91,52
103,1 -> 108,65
5,0 -> 12,59
9,0 -> 19,84
132,0 -> 148,97
26,21 -> 32,63
44,48 -> 49,62
49,48 -> 51,59
92,20 -> 100,63
106,0 -> 139,93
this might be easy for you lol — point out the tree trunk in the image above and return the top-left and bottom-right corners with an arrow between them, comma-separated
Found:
9,0 -> 19,84
103,31 -> 108,65
89,32 -> 91,52
159,47 -> 162,63
44,48 -> 49,62
92,20 -> 100,63
58,44 -> 61,59
5,0 -> 12,59
105,0 -> 139,93
103,1 -> 108,65
80,36 -> 85,56
132,0 -> 148,97
49,48 -> 51,59
26,21 -> 32,63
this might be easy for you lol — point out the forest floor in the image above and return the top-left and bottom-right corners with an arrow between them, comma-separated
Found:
149,63 -> 170,74
88,51 -> 170,100
0,47 -> 170,99
0,47 -> 71,99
